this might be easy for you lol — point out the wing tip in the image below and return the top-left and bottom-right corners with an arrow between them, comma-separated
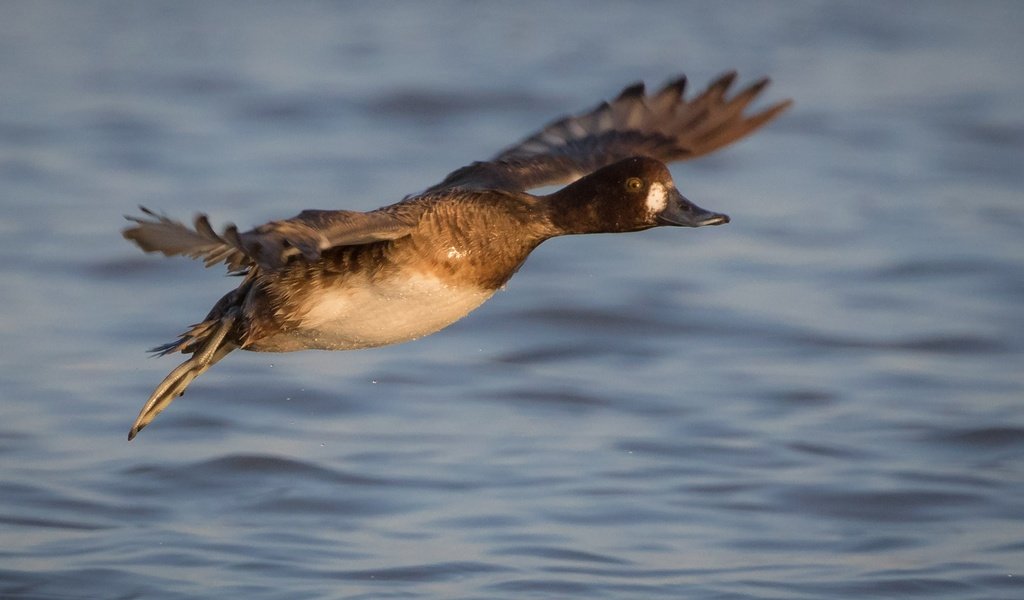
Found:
711,70 -> 739,92
616,82 -> 646,101
661,75 -> 688,97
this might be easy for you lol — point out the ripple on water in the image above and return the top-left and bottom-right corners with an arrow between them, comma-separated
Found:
0,480 -> 161,532
927,426 -> 1024,449
123,454 -> 388,488
775,485 -> 988,524
492,545 -> 630,565
327,561 -> 510,583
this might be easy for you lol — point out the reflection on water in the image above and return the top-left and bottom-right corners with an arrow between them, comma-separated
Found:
2,1 -> 1023,598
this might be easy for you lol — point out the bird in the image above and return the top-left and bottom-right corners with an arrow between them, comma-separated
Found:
123,71 -> 791,440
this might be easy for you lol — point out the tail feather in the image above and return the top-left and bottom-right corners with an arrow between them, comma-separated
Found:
149,319 -> 221,357
128,310 -> 240,440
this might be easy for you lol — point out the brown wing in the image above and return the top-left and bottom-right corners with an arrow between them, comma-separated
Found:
123,205 -> 421,272
237,207 -> 419,269
123,207 -> 251,271
426,71 -> 792,193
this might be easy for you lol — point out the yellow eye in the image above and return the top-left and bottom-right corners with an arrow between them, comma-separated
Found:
625,177 -> 643,192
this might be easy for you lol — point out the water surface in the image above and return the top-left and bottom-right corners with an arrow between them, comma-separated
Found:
2,2 -> 1023,598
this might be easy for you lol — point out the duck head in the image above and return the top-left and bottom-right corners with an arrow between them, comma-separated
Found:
545,156 -> 729,235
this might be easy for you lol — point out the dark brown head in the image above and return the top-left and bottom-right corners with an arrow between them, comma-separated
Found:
545,156 -> 729,235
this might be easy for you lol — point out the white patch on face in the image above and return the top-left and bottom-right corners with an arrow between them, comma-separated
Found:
645,182 -> 669,214
446,246 -> 465,260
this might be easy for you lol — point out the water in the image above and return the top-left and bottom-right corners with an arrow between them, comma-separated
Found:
2,1 -> 1023,598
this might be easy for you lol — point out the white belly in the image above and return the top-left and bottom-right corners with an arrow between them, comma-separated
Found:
291,272 -> 495,350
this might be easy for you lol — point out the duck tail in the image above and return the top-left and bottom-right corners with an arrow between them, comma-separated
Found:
128,308 -> 241,441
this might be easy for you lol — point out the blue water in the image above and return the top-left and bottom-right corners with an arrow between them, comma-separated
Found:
2,1 -> 1023,598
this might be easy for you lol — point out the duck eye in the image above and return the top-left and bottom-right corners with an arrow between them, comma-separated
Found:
625,177 -> 643,192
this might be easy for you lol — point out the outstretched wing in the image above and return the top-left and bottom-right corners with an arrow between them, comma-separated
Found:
426,71 -> 792,193
238,207 -> 418,269
123,207 -> 251,271
125,72 -> 790,269
124,205 -> 420,272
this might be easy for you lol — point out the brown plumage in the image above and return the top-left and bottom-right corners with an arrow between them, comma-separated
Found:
123,72 -> 791,440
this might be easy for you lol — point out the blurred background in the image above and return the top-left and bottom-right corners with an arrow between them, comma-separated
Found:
1,1 -> 1022,598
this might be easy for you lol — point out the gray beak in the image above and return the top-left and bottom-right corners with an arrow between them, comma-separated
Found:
656,188 -> 730,227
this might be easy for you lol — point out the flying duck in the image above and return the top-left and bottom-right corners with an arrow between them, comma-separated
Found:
123,71 -> 791,439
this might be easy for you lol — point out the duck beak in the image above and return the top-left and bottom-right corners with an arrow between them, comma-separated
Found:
656,188 -> 730,227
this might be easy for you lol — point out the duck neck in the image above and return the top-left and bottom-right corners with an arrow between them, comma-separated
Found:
542,181 -> 622,236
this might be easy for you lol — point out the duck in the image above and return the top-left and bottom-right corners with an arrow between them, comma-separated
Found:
123,71 -> 791,440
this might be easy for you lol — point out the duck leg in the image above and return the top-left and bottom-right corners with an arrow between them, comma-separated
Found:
128,310 -> 239,440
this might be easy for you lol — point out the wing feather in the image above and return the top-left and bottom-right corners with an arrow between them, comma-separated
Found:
427,71 -> 791,193
123,205 -> 420,271
125,71 -> 790,270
